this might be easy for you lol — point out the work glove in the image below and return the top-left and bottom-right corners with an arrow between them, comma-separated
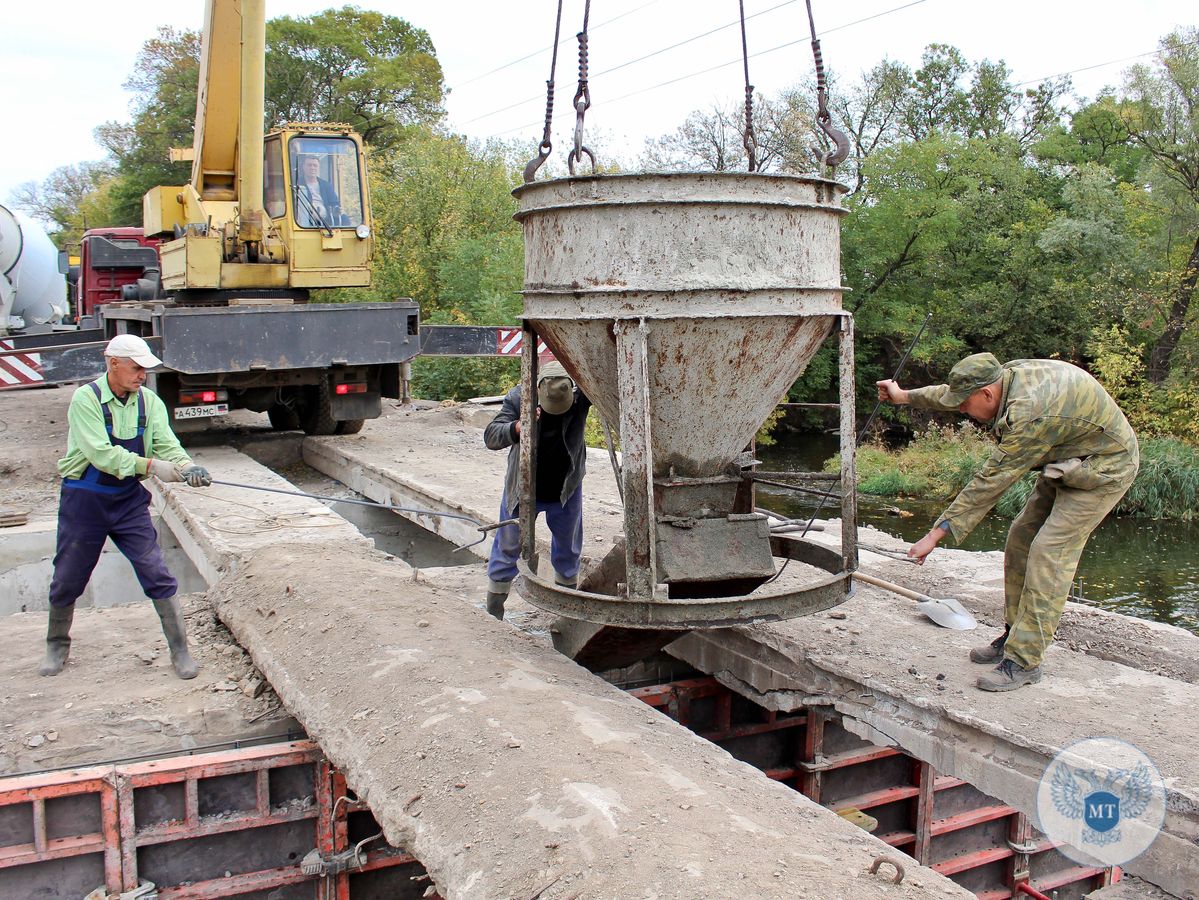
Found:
147,458 -> 184,483
180,465 -> 212,488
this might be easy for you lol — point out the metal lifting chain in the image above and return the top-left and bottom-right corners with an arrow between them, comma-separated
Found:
804,0 -> 849,169
738,0 -> 759,172
523,0 -> 566,182
568,0 -> 598,176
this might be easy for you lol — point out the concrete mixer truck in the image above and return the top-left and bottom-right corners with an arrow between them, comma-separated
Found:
0,204 -> 68,335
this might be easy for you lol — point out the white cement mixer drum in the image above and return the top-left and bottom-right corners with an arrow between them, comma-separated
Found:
0,204 -> 67,327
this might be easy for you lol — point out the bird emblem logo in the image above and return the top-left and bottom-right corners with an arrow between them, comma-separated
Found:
1037,737 -> 1165,867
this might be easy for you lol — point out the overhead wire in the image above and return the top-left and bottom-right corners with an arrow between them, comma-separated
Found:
459,0 -> 805,127
1013,38 -> 1199,89
479,0 -> 933,139
448,0 -> 667,91
472,0 -> 1186,145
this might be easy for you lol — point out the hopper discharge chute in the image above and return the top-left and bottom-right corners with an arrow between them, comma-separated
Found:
512,172 -> 859,630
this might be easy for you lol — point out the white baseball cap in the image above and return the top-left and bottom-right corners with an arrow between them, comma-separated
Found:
104,334 -> 162,368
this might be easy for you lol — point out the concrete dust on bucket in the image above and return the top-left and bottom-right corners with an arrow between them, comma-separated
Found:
510,173 -> 860,647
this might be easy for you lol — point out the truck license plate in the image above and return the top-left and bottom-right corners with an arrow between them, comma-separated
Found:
174,403 -> 229,420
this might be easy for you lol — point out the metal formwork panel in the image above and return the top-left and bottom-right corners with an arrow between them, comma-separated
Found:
0,741 -> 424,899
628,676 -> 1114,899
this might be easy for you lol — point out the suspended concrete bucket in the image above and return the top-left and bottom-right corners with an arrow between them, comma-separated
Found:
512,172 -> 859,631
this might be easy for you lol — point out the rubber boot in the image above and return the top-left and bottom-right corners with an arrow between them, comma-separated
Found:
969,625 -> 1010,664
485,580 -> 511,620
38,604 -> 75,677
152,597 -> 199,679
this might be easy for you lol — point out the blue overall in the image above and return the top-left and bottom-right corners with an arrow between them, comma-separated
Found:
48,383 -> 177,609
486,485 -> 584,585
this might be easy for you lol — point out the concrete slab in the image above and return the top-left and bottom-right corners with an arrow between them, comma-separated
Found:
148,446 -> 371,586
1088,875 -> 1187,899
209,542 -> 972,900
665,587 -> 1199,897
0,515 -> 206,615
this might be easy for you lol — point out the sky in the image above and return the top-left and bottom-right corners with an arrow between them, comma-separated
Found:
1,0 -> 1194,208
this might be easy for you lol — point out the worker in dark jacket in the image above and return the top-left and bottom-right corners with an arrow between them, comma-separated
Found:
878,353 -> 1138,692
483,361 -> 591,620
40,334 -> 213,680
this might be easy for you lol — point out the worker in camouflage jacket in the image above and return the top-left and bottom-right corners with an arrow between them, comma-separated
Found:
877,353 -> 1138,692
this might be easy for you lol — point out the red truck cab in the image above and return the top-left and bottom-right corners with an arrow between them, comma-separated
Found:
75,228 -> 163,321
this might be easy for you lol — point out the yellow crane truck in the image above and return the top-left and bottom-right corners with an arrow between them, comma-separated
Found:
93,0 -> 419,434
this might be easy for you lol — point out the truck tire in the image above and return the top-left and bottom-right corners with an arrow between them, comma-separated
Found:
335,418 -> 365,435
268,404 -> 300,431
300,381 -> 338,436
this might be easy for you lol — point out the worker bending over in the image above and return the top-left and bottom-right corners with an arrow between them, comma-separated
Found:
877,353 -> 1138,692
483,361 -> 591,620
40,335 -> 213,679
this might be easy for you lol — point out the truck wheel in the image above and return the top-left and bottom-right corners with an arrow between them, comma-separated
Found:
267,404 -> 300,431
335,419 -> 365,435
300,382 -> 338,436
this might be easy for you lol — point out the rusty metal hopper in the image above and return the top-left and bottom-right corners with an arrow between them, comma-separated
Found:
511,173 -> 858,629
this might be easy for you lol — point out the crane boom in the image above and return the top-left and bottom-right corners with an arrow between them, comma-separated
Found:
191,0 -> 264,219
142,0 -> 372,298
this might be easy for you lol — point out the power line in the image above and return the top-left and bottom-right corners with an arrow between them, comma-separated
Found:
447,0 -> 667,91
458,0 -> 802,128
483,0 -> 934,140
1012,41 -> 1194,89
485,10 -> 1189,145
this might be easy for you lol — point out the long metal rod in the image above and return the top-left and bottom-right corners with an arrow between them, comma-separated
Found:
209,480 -> 482,524
205,479 -> 513,552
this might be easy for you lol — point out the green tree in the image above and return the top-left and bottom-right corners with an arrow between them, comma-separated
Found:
266,7 -> 445,150
358,129 -> 525,398
9,161 -> 121,247
94,26 -> 200,225
1120,28 -> 1199,382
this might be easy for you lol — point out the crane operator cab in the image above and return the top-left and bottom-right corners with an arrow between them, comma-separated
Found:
259,126 -> 373,290
265,133 -> 367,233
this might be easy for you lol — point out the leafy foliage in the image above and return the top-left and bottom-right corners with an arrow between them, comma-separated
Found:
835,423 -> 1199,520
265,7 -> 444,150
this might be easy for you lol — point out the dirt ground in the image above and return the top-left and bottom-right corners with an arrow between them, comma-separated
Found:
0,385 -> 72,517
0,594 -> 298,775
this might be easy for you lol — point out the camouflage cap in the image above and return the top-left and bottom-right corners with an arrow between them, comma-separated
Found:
942,352 -> 1004,404
536,360 -> 575,415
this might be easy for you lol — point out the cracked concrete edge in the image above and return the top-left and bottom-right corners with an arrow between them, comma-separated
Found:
667,629 -> 1199,898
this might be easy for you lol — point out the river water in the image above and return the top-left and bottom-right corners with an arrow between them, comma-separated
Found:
756,434 -> 1199,634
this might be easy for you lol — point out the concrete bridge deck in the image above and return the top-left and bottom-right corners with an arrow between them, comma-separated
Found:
139,439 -> 967,898
295,402 -> 1199,897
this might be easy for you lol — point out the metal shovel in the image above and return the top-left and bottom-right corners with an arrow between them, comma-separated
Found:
854,572 -> 978,630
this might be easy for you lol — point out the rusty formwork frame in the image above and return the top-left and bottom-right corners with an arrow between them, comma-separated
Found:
627,676 -> 1120,899
516,315 -> 859,629
0,740 -> 424,898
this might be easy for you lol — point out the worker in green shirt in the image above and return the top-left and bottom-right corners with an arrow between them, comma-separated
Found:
877,353 -> 1138,692
40,334 -> 213,680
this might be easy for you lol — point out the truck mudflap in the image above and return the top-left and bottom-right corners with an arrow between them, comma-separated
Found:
118,302 -> 421,375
